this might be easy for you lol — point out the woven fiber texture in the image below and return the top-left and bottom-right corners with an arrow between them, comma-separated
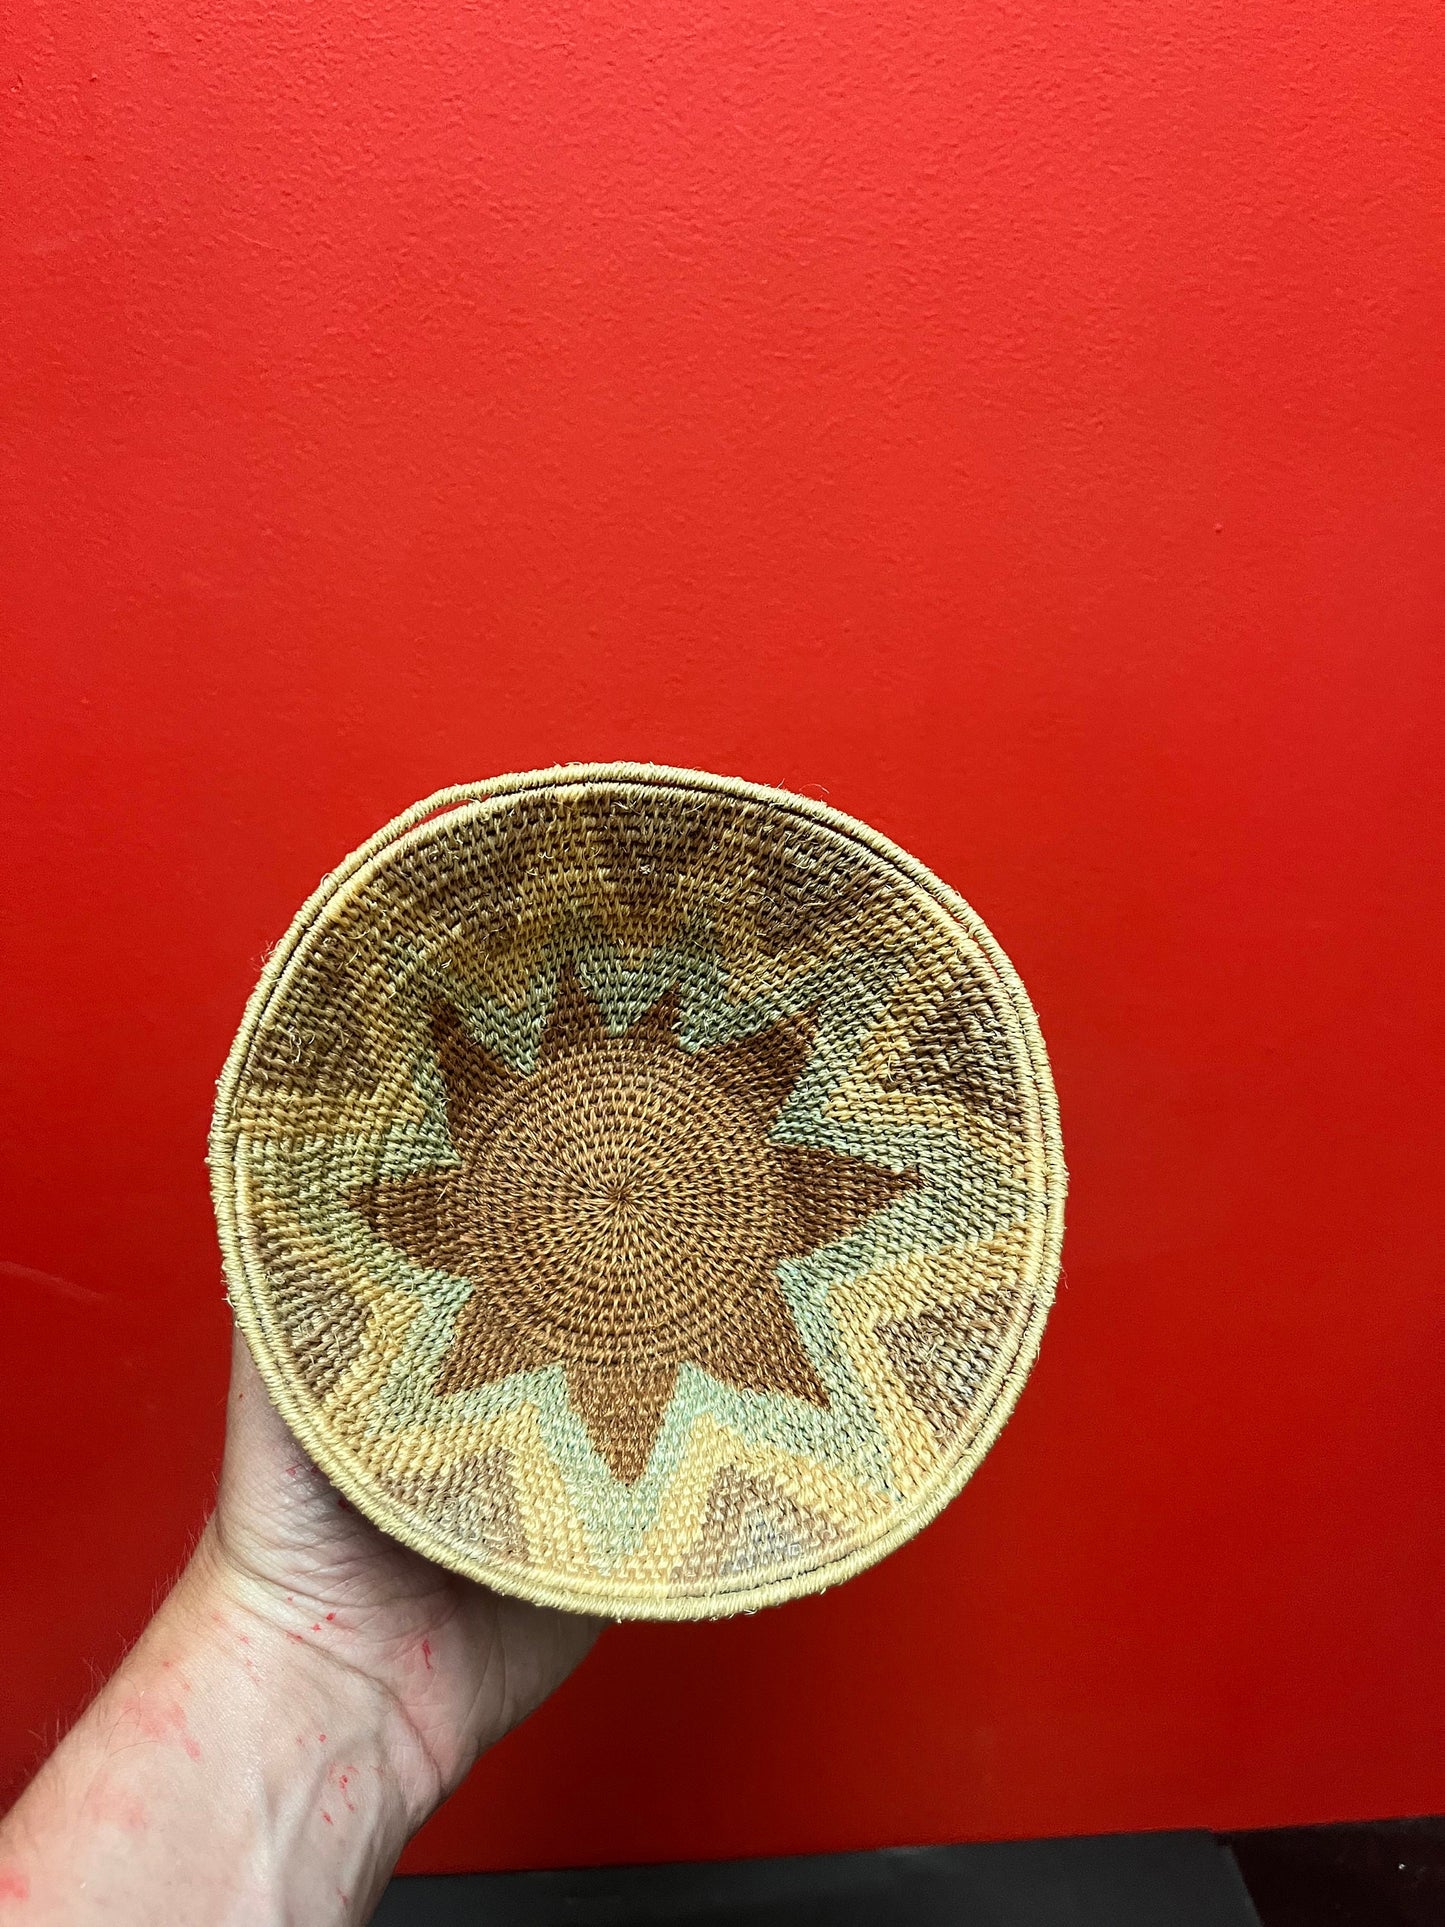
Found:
211,765 -> 1066,1619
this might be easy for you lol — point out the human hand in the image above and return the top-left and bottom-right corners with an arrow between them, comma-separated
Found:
196,1330 -> 603,1818
0,1331 -> 602,1924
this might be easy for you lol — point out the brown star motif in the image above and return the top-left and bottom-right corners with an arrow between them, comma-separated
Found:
350,968 -> 919,1482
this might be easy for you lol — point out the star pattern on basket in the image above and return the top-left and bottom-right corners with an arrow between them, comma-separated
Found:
350,967 -> 920,1482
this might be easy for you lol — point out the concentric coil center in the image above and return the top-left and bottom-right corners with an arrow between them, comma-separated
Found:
453,1042 -> 785,1366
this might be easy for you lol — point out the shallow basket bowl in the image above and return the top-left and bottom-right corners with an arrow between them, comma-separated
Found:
210,764 -> 1065,1620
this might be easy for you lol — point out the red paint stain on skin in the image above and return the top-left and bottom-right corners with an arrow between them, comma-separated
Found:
336,1496 -> 351,1512
0,1868 -> 30,1901
326,1764 -> 359,1813
89,1781 -> 149,1834
285,1631 -> 305,1644
421,1638 -> 433,1671
311,1622 -> 322,1632
318,1733 -> 326,1743
325,1612 -> 337,1622
322,1811 -> 333,1825
121,1694 -> 202,1762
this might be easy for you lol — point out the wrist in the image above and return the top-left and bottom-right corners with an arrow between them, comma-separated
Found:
176,1523 -> 447,1837
0,1536 -> 430,1925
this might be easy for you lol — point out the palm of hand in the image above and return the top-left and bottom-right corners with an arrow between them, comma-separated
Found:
207,1332 -> 602,1803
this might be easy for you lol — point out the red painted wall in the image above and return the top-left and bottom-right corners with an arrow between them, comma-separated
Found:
3,0 -> 1443,1873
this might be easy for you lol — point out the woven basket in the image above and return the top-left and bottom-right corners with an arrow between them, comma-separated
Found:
211,764 -> 1065,1619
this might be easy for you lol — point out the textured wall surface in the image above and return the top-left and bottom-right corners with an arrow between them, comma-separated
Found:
3,0 -> 1443,1873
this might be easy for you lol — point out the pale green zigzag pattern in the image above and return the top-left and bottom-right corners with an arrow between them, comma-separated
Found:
254,920 -> 1030,1572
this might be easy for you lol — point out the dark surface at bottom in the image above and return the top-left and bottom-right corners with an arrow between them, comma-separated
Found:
375,1830 -> 1260,1926
1225,1817 -> 1445,1927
